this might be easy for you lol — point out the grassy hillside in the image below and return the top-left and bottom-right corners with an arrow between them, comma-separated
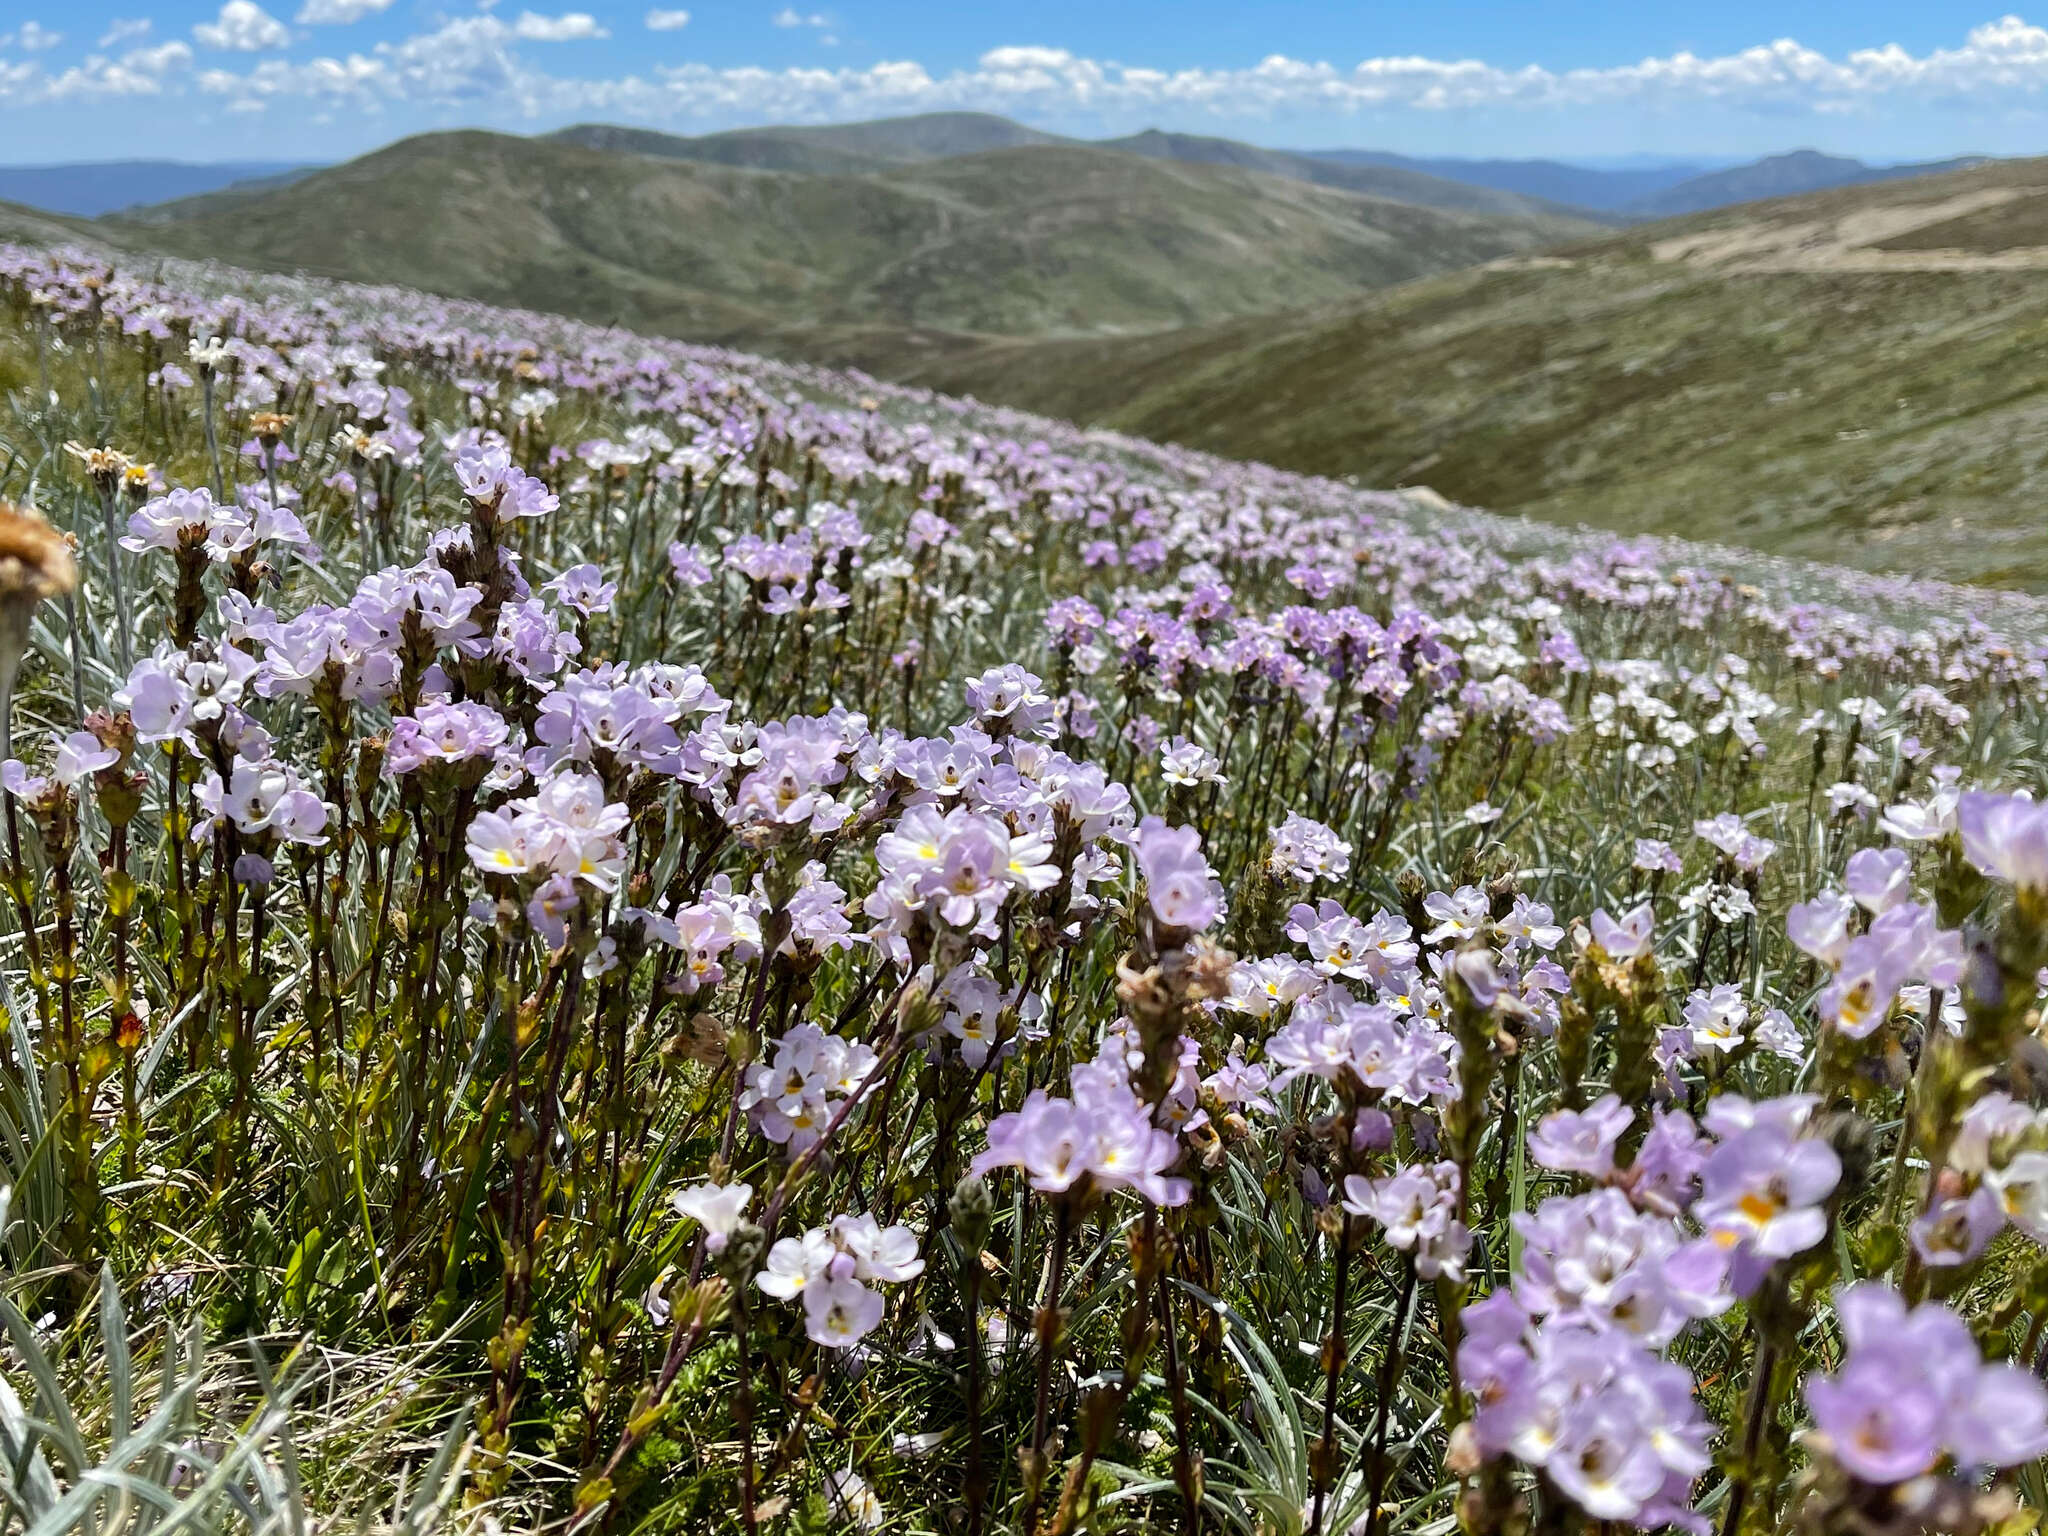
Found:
93,127 -> 2048,591
0,198 -> 104,248
551,114 -> 1596,221
873,155 -> 2048,590
110,129 -> 1601,343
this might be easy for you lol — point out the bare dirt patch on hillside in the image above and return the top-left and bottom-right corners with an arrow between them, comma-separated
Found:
1649,187 -> 2048,273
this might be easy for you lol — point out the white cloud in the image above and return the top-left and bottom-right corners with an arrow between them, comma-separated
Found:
645,8 -> 691,31
97,18 -> 154,47
296,0 -> 397,24
2,21 -> 64,51
194,1 -> 292,51
771,8 -> 827,27
32,12 -> 2048,131
511,11 -> 608,41
40,40 -> 193,100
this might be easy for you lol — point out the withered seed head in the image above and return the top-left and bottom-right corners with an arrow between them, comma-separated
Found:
0,503 -> 76,761
0,501 -> 76,603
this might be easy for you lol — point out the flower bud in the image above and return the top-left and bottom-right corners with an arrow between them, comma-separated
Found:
948,1174 -> 993,1252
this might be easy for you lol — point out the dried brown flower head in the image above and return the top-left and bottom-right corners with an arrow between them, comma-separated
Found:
0,502 -> 77,759
63,441 -> 131,488
0,501 -> 76,604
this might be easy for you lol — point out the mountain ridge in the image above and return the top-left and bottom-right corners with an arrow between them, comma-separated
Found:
7,115 -> 2001,229
1623,149 -> 1990,217
107,127 -> 1602,345
861,153 -> 2048,590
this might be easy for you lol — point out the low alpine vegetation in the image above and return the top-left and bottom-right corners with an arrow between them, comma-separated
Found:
0,243 -> 2043,1535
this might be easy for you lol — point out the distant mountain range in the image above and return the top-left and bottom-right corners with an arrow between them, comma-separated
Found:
1292,147 -> 1990,216
1618,149 -> 1988,217
1294,151 -> 1720,214
101,128 -> 1600,346
0,160 -> 317,218
548,116 -> 1591,221
0,116 -> 1994,226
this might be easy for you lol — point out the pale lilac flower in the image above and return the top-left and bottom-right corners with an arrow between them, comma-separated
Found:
1843,847 -> 1912,914
1807,1284 -> 2048,1481
1269,811 -> 1351,883
1632,838 -> 1683,875
1751,1008 -> 1805,1062
1134,816 -> 1220,934
672,1181 -> 752,1255
973,1054 -> 1190,1207
1816,933 -> 1910,1039
1526,1095 -> 1633,1179
1681,985 -> 1747,1054
1589,903 -> 1655,961
1786,891 -> 1855,969
963,665 -> 1056,740
825,1465 -> 886,1529
1909,1185 -> 2004,1268
385,700 -> 510,774
1495,896 -> 1564,954
1958,791 -> 2048,891
1341,1160 -> 1471,1280
830,1213 -> 925,1283
804,1276 -> 886,1349
1694,812 -> 1774,872
756,1228 -> 835,1300
1158,734 -> 1224,787
1696,1114 -> 1840,1287
51,731 -> 118,787
1422,885 -> 1490,945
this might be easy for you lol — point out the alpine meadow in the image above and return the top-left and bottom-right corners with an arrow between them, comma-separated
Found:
4,10 -> 2048,1536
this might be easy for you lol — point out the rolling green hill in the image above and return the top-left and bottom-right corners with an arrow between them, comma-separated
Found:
549,114 -> 1593,223
109,128 -> 1602,344
0,199 -> 103,248
87,124 -> 2048,591
873,155 -> 2048,589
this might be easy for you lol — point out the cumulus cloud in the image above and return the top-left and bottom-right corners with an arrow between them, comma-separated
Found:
40,40 -> 193,101
28,13 -> 2048,127
296,0 -> 398,24
511,11 -> 608,42
772,9 -> 828,26
194,1 -> 292,52
97,18 -> 154,48
645,9 -> 691,31
2,22 -> 64,51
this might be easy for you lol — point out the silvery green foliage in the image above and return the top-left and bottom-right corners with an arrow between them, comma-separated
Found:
11,236 -> 2048,1534
0,1237 -> 467,1534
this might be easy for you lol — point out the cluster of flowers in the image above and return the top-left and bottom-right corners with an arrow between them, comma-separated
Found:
16,237 -> 2048,1535
671,1183 -> 924,1349
1458,1094 -> 1837,1525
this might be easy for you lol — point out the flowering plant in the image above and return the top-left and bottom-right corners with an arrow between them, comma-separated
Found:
0,242 -> 2047,1536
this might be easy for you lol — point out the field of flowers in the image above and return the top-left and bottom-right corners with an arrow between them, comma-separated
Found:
0,242 -> 2045,1535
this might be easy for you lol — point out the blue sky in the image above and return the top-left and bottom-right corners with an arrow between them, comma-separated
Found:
4,1 -> 2048,165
